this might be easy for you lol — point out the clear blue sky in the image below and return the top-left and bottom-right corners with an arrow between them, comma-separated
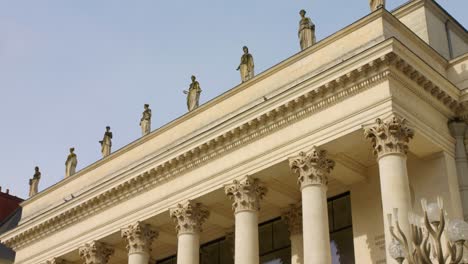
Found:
0,0 -> 466,199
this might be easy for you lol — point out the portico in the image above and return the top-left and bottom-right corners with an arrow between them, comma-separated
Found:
1,1 -> 467,264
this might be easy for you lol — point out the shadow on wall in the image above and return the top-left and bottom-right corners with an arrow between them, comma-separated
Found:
0,208 -> 22,264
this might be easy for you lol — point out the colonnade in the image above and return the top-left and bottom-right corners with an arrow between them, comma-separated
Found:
44,115 -> 414,264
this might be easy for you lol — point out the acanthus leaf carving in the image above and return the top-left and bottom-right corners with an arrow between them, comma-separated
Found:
282,203 -> 302,236
364,115 -> 414,158
78,241 -> 114,264
224,176 -> 267,213
121,221 -> 158,255
170,200 -> 209,235
289,147 -> 335,188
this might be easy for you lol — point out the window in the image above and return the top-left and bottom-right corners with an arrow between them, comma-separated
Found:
328,193 -> 355,264
157,193 -> 354,264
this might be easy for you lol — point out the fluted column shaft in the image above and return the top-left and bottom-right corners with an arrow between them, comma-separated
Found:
289,148 -> 334,264
449,120 -> 468,220
78,241 -> 114,264
121,221 -> 158,264
170,200 -> 209,264
365,116 -> 414,263
225,176 -> 267,264
283,204 -> 304,264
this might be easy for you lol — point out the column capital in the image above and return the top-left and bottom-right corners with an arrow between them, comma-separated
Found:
282,203 -> 302,236
289,147 -> 335,189
448,119 -> 467,138
224,176 -> 267,213
364,115 -> 414,158
78,241 -> 114,264
170,200 -> 209,235
121,221 -> 158,255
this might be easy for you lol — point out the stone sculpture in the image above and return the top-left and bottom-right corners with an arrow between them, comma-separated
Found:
237,46 -> 254,82
298,9 -> 316,50
99,126 -> 113,157
65,147 -> 77,178
29,166 -> 41,197
370,0 -> 385,11
140,104 -> 152,136
183,75 -> 202,112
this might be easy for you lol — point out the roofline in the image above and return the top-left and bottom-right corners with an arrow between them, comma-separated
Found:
20,8 -> 390,207
392,0 -> 467,35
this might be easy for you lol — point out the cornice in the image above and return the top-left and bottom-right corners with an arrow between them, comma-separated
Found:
2,41 -> 463,250
20,8 -> 389,209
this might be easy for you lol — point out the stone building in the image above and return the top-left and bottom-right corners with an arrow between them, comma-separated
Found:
1,0 -> 468,263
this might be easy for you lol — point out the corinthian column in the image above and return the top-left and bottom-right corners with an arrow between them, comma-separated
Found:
225,176 -> 267,264
78,241 -> 114,264
170,200 -> 210,264
289,147 -> 334,264
364,115 -> 414,263
282,203 -> 304,264
121,221 -> 158,264
449,120 -> 468,220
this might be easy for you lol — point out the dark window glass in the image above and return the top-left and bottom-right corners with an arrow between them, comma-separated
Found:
200,241 -> 220,264
157,193 -> 354,264
260,247 -> 290,264
259,223 -> 273,254
331,227 -> 355,264
219,239 -> 234,264
333,195 -> 352,230
157,257 -> 176,264
272,220 -> 290,250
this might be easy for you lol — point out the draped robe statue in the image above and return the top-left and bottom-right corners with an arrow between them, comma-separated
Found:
237,46 -> 254,82
140,104 -> 152,136
183,75 -> 202,111
29,166 -> 41,197
65,147 -> 77,177
369,0 -> 385,11
99,126 -> 113,157
298,9 -> 316,50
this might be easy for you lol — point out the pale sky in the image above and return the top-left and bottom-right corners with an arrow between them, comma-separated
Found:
0,0 -> 466,199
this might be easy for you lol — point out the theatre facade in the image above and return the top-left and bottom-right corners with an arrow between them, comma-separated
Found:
1,1 -> 468,264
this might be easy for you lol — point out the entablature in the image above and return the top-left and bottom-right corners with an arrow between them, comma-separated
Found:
1,36 -> 463,253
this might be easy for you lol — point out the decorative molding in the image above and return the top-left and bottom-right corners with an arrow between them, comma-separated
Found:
282,203 -> 302,236
78,241 -> 114,264
121,221 -> 158,255
3,50 -> 461,250
364,115 -> 414,158
289,147 -> 335,188
169,200 -> 209,235
224,176 -> 267,213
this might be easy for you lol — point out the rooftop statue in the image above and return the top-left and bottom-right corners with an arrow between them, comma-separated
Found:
370,0 -> 385,11
65,147 -> 77,178
140,104 -> 152,136
99,126 -> 113,158
28,166 -> 41,197
183,75 -> 202,112
298,9 -> 316,50
237,46 -> 254,83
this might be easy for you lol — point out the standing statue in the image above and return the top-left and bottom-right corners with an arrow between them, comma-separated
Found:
65,147 -> 77,178
29,166 -> 41,197
237,46 -> 254,83
183,75 -> 202,112
298,9 -> 316,50
99,126 -> 113,157
140,104 -> 152,136
370,0 -> 385,11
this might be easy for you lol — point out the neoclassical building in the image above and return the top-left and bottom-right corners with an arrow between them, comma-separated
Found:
1,0 -> 468,263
